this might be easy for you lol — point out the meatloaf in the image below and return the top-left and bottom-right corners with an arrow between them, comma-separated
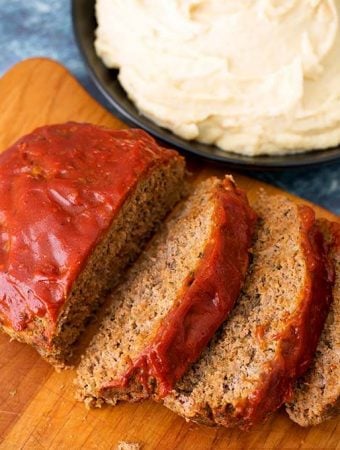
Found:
76,176 -> 256,406
286,219 -> 339,426
0,122 -> 185,367
164,193 -> 333,430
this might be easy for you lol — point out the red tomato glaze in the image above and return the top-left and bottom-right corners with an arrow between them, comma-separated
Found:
0,122 -> 178,339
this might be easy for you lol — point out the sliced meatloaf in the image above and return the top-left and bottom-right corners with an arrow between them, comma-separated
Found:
76,176 -> 256,406
286,219 -> 340,426
164,193 -> 333,430
0,122 -> 185,367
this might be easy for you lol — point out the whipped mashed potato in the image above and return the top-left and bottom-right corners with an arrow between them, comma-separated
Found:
95,0 -> 340,156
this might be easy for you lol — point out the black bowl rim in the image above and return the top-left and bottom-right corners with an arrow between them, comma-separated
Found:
71,0 -> 340,170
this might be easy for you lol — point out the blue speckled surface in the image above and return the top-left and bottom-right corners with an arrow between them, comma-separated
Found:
1,0 -> 339,214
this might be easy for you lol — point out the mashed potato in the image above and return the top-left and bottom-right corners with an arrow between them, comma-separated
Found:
95,0 -> 340,156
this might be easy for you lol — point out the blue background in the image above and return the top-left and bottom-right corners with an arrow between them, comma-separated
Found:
0,0 -> 339,214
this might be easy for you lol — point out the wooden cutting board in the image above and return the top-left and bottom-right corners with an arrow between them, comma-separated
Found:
0,58 -> 339,450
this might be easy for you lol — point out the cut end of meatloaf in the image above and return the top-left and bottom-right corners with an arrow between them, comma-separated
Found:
76,176 -> 256,407
286,219 -> 340,427
43,158 -> 185,367
0,122 -> 185,368
164,192 -> 333,430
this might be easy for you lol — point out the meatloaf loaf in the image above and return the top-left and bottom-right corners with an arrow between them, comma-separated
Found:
0,122 -> 185,367
76,176 -> 256,406
164,193 -> 334,430
286,219 -> 339,426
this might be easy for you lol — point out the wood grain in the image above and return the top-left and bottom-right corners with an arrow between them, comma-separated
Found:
0,58 -> 338,450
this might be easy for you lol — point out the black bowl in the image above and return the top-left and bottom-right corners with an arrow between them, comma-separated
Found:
72,0 -> 340,170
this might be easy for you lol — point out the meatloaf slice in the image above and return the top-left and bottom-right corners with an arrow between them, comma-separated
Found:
286,219 -> 340,426
164,193 -> 333,430
0,122 -> 185,367
76,176 -> 256,406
